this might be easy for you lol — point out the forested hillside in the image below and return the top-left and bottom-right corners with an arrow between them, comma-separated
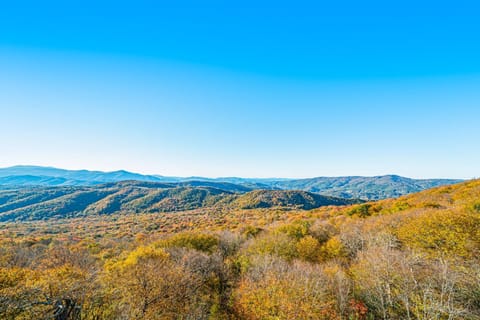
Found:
268,174 -> 462,199
0,166 -> 461,200
0,180 -> 479,319
0,181 -> 357,222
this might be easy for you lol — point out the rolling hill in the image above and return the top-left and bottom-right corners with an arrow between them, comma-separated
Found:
0,165 -> 164,185
0,181 -> 357,222
0,166 -> 461,200
265,175 -> 462,200
1,179 -> 478,320
231,190 -> 358,209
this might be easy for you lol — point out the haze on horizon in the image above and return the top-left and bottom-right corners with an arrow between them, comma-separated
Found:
1,1 -> 479,179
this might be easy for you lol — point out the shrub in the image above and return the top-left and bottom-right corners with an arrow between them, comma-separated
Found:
245,232 -> 298,261
275,220 -> 310,239
155,232 -> 219,253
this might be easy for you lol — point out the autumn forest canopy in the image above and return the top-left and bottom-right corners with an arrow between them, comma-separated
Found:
0,175 -> 479,319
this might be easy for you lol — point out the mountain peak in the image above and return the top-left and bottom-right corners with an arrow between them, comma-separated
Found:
0,165 -> 462,200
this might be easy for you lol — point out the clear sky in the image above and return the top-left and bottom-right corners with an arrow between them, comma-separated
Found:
1,1 -> 479,178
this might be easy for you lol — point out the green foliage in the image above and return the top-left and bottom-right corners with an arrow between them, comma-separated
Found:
471,202 -> 480,213
233,190 -> 356,210
275,220 -> 311,239
155,232 -> 219,253
348,204 -> 373,217
0,183 -> 354,222
240,225 -> 263,238
245,232 -> 298,261
390,201 -> 412,213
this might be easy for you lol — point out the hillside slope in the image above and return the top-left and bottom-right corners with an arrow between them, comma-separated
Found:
0,166 -> 461,200
0,180 -> 478,320
268,175 -> 461,200
324,178 -> 480,218
0,182 -> 355,222
232,190 -> 359,209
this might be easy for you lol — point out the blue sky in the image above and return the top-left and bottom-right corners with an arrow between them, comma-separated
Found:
1,1 -> 479,178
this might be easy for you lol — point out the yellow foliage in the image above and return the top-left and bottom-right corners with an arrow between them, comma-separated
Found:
320,237 -> 346,261
234,259 -> 339,320
395,210 -> 480,258
275,220 -> 310,239
296,235 -> 321,262
104,246 -> 202,319
245,232 -> 298,261
122,245 -> 169,267
154,232 -> 219,253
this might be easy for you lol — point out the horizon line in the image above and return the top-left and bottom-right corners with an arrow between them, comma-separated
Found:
0,164 -> 469,181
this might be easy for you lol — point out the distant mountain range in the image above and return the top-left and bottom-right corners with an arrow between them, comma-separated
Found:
0,165 -> 462,200
0,181 -> 360,222
0,166 -> 161,185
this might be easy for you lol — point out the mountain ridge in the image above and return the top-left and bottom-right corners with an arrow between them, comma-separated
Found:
0,165 -> 462,200
0,181 -> 360,222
